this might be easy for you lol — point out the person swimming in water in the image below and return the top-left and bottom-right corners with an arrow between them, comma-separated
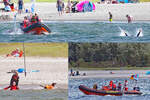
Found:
40,83 -> 56,90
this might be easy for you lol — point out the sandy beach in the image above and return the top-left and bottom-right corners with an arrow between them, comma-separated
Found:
69,70 -> 150,79
0,2 -> 150,21
0,56 -> 68,89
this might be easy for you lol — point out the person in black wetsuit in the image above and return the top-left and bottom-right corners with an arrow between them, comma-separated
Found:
137,29 -> 142,37
10,71 -> 19,86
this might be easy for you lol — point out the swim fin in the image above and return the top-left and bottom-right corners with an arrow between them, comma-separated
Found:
125,32 -> 128,36
137,31 -> 141,37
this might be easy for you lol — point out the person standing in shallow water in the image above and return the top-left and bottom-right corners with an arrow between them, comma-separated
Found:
126,14 -> 132,23
109,12 -> 112,22
56,0 -> 63,16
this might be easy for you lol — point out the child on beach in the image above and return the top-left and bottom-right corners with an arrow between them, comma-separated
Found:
18,0 -> 23,14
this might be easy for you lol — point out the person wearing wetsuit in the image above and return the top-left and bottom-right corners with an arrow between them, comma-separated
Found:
137,30 -> 142,37
10,71 -> 19,87
124,32 -> 128,36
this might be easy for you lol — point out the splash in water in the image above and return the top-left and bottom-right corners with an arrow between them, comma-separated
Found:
119,27 -> 130,37
136,28 -> 143,37
9,29 -> 23,35
13,13 -> 18,33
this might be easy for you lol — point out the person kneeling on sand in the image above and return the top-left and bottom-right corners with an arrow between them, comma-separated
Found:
40,83 -> 57,90
4,81 -> 19,90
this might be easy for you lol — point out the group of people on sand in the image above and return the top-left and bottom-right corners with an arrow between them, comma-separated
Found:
98,0 -> 138,4
93,80 -> 140,91
56,0 -> 81,15
2,0 -> 23,13
22,13 -> 41,28
70,69 -> 86,76
6,48 -> 23,57
4,71 -> 56,90
109,12 -> 132,23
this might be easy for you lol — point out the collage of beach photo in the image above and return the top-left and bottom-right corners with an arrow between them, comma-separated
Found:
0,0 -> 150,99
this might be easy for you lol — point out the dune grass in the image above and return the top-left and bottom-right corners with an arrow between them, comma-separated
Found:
0,43 -> 68,57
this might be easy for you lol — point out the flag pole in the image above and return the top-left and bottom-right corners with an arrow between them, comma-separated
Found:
23,42 -> 26,77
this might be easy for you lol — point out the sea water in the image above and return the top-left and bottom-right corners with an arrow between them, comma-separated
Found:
69,78 -> 150,100
0,21 -> 149,42
0,89 -> 67,100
